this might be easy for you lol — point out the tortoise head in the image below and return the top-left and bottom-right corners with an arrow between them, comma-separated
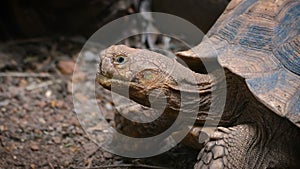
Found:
97,45 -> 218,123
97,45 -> 181,107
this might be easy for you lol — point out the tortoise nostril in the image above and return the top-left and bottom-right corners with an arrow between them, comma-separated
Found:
99,57 -> 115,78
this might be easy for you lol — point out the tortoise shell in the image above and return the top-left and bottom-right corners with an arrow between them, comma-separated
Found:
195,0 -> 300,127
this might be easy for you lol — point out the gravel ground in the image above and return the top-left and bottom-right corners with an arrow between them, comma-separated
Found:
0,38 -> 198,169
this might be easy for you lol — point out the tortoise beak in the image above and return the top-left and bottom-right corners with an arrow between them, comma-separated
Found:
97,55 -> 112,89
97,73 -> 112,89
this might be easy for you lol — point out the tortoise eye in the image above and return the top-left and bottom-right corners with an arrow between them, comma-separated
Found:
114,55 -> 126,64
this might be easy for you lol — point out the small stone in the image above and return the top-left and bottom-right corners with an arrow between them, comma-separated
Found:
52,137 -> 61,144
0,125 -> 7,131
45,90 -> 52,98
57,60 -> 75,75
30,164 -> 36,169
19,78 -> 28,87
38,118 -> 46,124
30,143 -> 39,151
1,107 -> 6,112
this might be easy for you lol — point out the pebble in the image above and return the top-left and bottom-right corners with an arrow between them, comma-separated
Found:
57,60 -> 75,75
48,126 -> 54,131
18,78 -> 28,87
30,143 -> 39,151
0,125 -> 7,131
52,136 -> 61,144
38,118 -> 46,124
30,164 -> 36,169
45,90 -> 52,98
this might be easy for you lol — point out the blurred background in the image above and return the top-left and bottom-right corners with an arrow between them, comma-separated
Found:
0,0 -> 229,41
0,0 -> 229,168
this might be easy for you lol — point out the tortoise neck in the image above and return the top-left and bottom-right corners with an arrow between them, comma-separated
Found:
163,71 -> 214,116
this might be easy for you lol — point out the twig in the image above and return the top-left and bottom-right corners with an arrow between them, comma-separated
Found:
48,160 -> 55,169
0,72 -> 53,78
72,163 -> 169,169
26,79 -> 62,91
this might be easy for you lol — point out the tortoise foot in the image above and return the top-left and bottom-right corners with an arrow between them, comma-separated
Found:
194,125 -> 255,169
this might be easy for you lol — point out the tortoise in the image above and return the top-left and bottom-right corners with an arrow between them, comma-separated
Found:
97,0 -> 300,168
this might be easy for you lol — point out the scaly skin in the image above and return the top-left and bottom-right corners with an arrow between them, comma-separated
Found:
97,45 -> 300,169
97,45 -> 215,149
97,45 -> 214,120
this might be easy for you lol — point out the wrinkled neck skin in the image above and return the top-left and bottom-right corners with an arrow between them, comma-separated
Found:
125,59 -> 214,119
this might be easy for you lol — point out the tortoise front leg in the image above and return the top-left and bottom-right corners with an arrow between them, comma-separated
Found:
194,125 -> 256,169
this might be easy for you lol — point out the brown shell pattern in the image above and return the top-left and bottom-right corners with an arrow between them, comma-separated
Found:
201,0 -> 300,127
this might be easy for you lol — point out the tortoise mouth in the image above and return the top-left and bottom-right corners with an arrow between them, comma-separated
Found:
97,73 -> 143,92
97,73 -> 112,88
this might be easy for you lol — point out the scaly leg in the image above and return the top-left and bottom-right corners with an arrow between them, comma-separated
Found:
194,125 -> 256,169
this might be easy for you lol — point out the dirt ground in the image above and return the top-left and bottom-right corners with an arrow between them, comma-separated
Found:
0,38 -> 199,169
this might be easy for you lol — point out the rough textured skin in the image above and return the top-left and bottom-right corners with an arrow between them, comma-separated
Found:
98,45 -> 210,149
114,98 -> 204,149
97,0 -> 300,168
195,125 -> 256,169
